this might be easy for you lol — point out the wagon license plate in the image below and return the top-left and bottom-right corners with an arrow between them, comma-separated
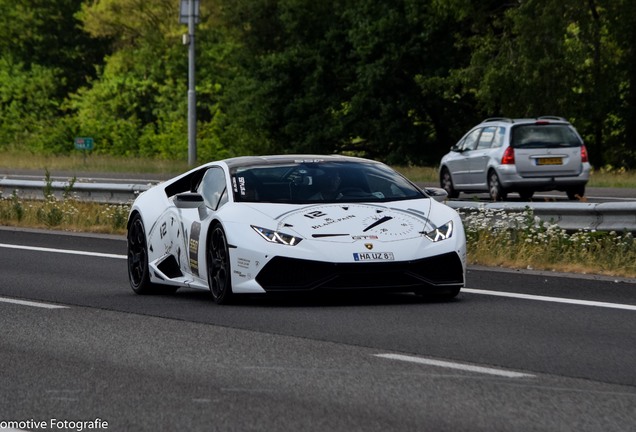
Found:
536,157 -> 562,165
353,252 -> 395,261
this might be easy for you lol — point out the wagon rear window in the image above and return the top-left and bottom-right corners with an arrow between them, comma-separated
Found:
511,125 -> 582,149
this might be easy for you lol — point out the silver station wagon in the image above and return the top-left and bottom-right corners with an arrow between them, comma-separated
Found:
439,117 -> 590,201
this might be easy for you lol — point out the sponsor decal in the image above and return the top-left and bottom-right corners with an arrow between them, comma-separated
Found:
238,176 -> 247,195
164,241 -> 174,254
237,257 -> 250,269
233,270 -> 248,278
310,214 -> 356,230
353,252 -> 395,261
304,210 -> 327,219
189,221 -> 201,276
352,235 -> 378,240
294,158 -> 324,163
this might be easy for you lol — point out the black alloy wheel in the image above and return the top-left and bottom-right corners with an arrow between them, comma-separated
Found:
207,224 -> 234,304
127,214 -> 155,294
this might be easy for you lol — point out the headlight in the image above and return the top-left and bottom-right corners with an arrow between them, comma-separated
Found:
251,225 -> 303,246
424,221 -> 454,242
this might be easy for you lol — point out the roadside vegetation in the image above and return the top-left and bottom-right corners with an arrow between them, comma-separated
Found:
1,157 -> 635,279
461,208 -> 636,279
3,1 -> 636,170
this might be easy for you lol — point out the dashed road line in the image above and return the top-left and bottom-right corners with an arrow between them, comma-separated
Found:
375,353 -> 534,378
463,288 -> 636,311
0,243 -> 125,260
0,296 -> 68,309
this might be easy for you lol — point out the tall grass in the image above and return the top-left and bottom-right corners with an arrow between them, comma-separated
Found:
0,194 -> 129,234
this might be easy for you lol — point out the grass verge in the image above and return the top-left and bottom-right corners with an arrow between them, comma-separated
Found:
462,207 -> 636,279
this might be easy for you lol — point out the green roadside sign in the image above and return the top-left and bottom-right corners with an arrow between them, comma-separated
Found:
74,137 -> 94,151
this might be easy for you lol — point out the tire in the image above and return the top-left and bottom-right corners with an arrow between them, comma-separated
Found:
440,169 -> 459,199
566,185 -> 585,200
488,171 -> 507,201
518,190 -> 534,201
127,214 -> 161,294
207,224 -> 234,304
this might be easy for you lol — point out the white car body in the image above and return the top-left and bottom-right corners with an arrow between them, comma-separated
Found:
127,155 -> 466,303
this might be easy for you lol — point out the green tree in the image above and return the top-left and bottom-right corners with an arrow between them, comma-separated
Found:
459,0 -> 628,167
0,0 -> 109,152
71,0 -> 241,160
603,0 -> 636,167
220,0 -> 476,164
0,0 -> 108,95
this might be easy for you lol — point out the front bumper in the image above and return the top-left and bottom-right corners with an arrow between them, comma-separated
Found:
255,251 -> 465,292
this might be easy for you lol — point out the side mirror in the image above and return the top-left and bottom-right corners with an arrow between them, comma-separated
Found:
174,192 -> 204,209
424,187 -> 449,203
451,145 -> 462,153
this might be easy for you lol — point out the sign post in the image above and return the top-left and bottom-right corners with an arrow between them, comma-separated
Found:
180,0 -> 200,167
74,137 -> 94,163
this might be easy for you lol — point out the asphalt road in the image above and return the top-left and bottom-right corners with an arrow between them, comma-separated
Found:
1,228 -> 635,431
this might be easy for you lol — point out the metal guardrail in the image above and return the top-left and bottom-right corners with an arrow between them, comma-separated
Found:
446,201 -> 636,233
2,177 -> 635,232
0,178 -> 153,204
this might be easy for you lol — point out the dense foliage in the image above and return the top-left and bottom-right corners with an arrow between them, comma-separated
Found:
1,0 -> 635,167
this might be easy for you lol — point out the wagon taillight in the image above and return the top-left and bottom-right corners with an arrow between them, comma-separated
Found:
501,147 -> 515,165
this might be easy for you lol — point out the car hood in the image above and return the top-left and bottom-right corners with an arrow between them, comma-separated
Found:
245,201 -> 439,243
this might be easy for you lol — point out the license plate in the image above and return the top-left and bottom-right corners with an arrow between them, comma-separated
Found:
536,157 -> 562,165
353,252 -> 395,261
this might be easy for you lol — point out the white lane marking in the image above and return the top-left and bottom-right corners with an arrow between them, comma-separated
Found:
0,243 -> 126,260
463,288 -> 636,311
0,296 -> 68,309
375,353 -> 534,378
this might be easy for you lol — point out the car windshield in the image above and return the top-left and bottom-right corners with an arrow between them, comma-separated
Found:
511,124 -> 582,149
230,160 -> 425,204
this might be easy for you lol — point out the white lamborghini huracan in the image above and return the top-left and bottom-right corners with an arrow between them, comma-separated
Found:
127,155 -> 466,304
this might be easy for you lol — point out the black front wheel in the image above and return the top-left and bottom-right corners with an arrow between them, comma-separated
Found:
207,224 -> 234,304
127,214 -> 157,294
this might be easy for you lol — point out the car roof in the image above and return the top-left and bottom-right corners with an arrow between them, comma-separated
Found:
219,154 -> 376,169
480,116 -> 571,126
